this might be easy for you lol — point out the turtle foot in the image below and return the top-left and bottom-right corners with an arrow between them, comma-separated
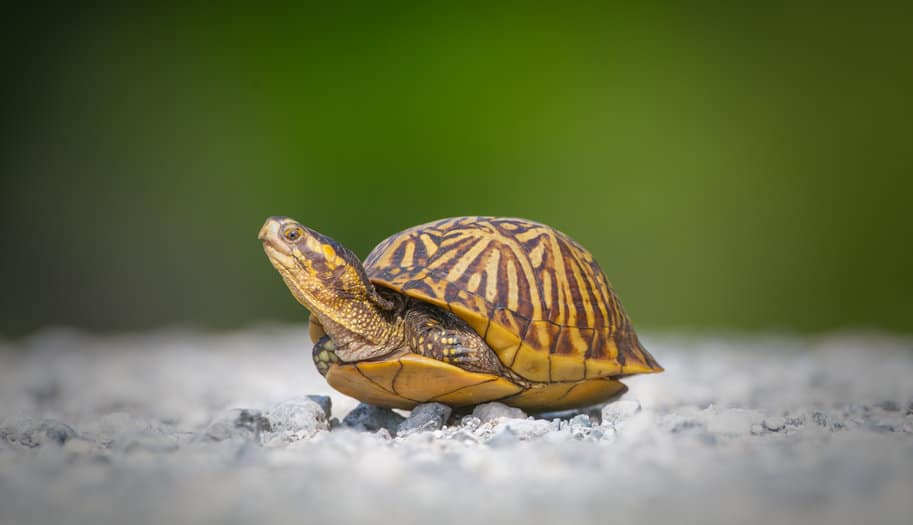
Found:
312,336 -> 341,377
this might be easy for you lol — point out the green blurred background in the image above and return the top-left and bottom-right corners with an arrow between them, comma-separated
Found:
1,5 -> 911,337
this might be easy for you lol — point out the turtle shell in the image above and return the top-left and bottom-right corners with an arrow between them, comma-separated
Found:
363,216 -> 662,383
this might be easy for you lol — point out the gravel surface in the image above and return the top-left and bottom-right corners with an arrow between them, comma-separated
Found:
1,327 -> 912,525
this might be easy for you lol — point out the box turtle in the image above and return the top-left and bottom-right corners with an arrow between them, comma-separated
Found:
259,216 -> 662,412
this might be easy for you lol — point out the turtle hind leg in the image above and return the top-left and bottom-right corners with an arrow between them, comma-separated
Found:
403,301 -> 505,375
312,335 -> 342,377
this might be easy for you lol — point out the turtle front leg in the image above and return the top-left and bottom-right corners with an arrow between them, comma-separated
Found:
312,335 -> 342,377
403,302 -> 505,375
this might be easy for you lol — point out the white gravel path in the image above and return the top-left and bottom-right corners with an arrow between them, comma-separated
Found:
1,327 -> 912,525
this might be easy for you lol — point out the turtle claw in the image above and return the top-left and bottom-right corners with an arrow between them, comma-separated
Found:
441,345 -> 476,366
433,330 -> 479,366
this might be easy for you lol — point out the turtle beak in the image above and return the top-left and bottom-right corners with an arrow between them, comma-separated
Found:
258,222 -> 272,242
260,216 -> 298,269
258,216 -> 286,242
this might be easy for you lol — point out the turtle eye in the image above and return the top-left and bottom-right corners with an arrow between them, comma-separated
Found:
282,225 -> 304,242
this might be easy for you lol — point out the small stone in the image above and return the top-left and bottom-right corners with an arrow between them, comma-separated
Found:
397,403 -> 452,436
569,414 -> 592,428
0,418 -> 77,448
238,409 -> 272,433
497,419 -> 553,441
461,415 -> 482,431
567,415 -> 593,440
306,395 -> 333,418
763,417 -> 786,432
601,400 -> 641,429
204,409 -> 270,443
785,414 -> 806,428
472,402 -> 527,423
342,403 -> 405,434
586,407 -> 605,426
263,397 -> 330,444
38,420 -> 78,446
812,411 -> 829,427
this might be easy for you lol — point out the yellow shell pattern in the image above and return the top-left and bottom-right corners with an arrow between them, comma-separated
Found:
363,216 -> 662,383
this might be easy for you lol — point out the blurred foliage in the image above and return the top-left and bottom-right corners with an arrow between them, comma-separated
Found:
1,5 -> 911,336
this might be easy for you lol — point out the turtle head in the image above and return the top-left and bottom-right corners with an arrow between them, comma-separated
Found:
259,216 -> 393,314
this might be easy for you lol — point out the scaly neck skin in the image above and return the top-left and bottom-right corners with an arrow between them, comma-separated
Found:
292,283 -> 405,362
259,216 -> 406,362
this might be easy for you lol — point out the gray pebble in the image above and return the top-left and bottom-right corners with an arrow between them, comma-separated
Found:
0,418 -> 78,448
461,415 -> 482,431
763,417 -> 786,432
306,395 -> 333,418
472,402 -> 527,423
41,420 -> 78,446
812,411 -> 830,428
398,403 -> 452,436
497,419 -> 553,441
263,398 -> 329,444
785,415 -> 806,428
203,409 -> 270,443
342,403 -> 405,434
569,414 -> 592,428
567,415 -> 593,439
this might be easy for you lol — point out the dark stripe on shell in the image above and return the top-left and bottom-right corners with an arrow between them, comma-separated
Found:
363,217 -> 660,373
